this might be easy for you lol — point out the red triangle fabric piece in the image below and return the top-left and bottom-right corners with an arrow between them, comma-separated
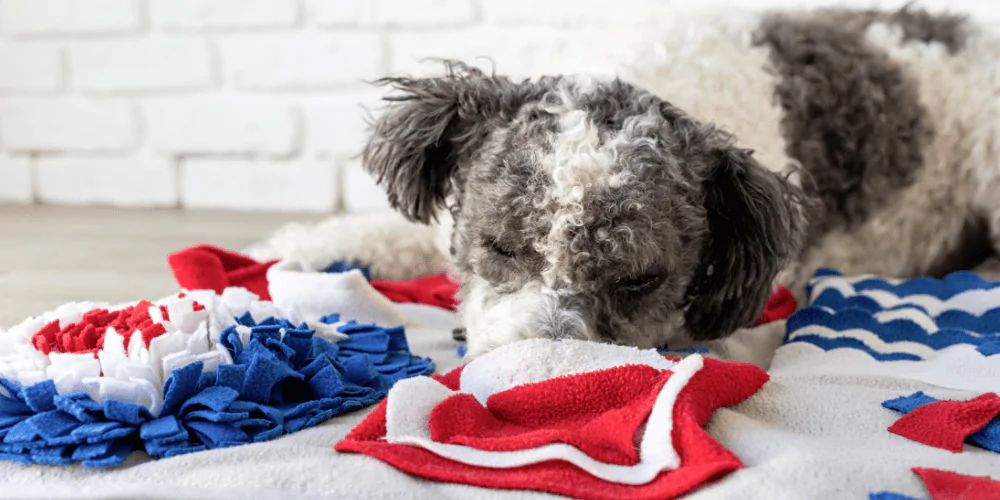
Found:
914,467 -> 1000,500
336,357 -> 769,500
888,393 -> 1000,453
429,365 -> 667,465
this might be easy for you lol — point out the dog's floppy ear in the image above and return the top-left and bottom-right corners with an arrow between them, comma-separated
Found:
684,146 -> 805,339
363,61 -> 536,224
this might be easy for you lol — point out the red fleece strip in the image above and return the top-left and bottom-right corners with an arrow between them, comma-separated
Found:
914,467 -> 1000,500
167,244 -> 794,322
888,393 -> 1000,453
429,365 -> 668,465
30,301 -> 175,356
336,357 -> 769,500
168,244 -> 278,300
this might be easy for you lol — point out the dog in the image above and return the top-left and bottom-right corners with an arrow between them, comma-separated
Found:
360,6 -> 1000,360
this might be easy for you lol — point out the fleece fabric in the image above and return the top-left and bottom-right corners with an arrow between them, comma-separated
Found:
337,339 -> 770,499
883,391 -> 1000,454
3,268 -> 1000,499
170,245 -> 796,323
1,284 -> 435,468
168,245 -> 276,300
169,245 -> 461,311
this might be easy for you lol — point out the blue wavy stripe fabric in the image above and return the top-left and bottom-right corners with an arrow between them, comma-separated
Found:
810,269 -> 1000,300
785,270 -> 1000,362
0,313 -> 434,467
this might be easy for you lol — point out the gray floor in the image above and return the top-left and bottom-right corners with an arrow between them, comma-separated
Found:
0,204 -> 321,328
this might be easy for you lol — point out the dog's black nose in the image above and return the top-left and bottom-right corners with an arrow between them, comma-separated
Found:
452,327 -> 467,341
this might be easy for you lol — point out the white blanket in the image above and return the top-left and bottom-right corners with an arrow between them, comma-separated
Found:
2,273 -> 999,499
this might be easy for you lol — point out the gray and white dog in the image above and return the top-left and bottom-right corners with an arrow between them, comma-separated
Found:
361,6 -> 1000,359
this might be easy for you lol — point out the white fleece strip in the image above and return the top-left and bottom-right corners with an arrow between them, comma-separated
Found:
266,259 -> 407,327
458,338 -> 677,405
384,354 -> 704,485
0,281 -> 361,415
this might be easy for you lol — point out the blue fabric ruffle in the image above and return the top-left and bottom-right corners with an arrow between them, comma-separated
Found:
785,270 -> 1000,361
0,313 -> 434,467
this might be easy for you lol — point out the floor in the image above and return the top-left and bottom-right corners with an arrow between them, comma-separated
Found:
0,204 -> 322,328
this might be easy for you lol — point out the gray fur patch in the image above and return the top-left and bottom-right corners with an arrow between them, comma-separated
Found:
814,6 -> 969,54
755,13 -> 930,245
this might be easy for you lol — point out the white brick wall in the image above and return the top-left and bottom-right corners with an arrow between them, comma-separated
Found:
150,0 -> 300,30
145,97 -> 299,155
0,0 -> 997,211
1,0 -> 141,36
70,38 -> 215,92
0,99 -> 135,152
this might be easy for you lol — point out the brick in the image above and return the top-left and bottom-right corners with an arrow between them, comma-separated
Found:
481,0 -> 657,25
181,159 -> 337,212
306,0 -> 367,27
0,44 -> 62,91
34,156 -> 177,207
309,0 -> 474,27
220,33 -> 383,89
70,38 -> 213,92
0,99 -> 134,152
145,97 -> 298,155
302,93 -> 382,155
341,160 -> 390,213
1,0 -> 140,36
150,0 -> 299,30
0,156 -> 33,203
387,28 -> 569,78
368,0 -> 476,27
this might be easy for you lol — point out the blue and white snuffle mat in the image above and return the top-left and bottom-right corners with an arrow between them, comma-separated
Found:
774,269 -> 1000,391
0,288 -> 434,467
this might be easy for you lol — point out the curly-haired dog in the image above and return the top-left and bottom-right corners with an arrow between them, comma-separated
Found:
361,7 -> 1000,359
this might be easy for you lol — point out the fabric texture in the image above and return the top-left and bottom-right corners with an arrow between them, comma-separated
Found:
3,298 -> 1000,499
1,286 -> 435,468
170,245 -> 461,311
171,245 -> 794,320
771,270 -> 1000,393
168,245 -> 277,300
914,467 -> 1000,500
6,263 -> 1000,499
370,274 -> 460,311
266,260 -> 408,327
755,285 -> 797,325
883,391 -> 1000,453
337,339 -> 770,499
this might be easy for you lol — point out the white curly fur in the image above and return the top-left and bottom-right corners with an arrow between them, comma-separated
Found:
247,211 -> 449,281
542,9 -> 795,179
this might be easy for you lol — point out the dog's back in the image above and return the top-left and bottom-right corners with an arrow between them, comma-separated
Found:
549,6 -> 1000,290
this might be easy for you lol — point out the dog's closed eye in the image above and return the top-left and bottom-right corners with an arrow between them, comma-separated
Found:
615,272 -> 666,295
487,238 -> 517,259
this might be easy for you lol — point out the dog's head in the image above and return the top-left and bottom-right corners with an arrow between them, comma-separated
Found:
363,61 -> 804,356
